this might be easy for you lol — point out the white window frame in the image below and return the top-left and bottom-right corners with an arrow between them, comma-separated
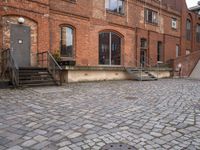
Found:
172,18 -> 177,29
105,0 -> 124,14
145,9 -> 158,25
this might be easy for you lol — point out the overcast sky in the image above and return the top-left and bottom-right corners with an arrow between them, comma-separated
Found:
186,0 -> 199,8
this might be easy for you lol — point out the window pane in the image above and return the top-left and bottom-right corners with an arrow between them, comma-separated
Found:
176,45 -> 180,58
157,42 -> 163,61
196,24 -> 200,42
118,0 -> 124,14
148,10 -> 153,23
61,27 -> 73,57
99,33 -> 110,65
186,20 -> 191,40
111,33 -> 121,65
141,39 -> 147,49
110,0 -> 118,12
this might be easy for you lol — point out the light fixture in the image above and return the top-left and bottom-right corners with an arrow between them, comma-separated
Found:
178,63 -> 182,69
18,17 -> 25,24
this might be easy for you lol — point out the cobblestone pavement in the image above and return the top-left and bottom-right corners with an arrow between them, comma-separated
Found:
0,79 -> 200,150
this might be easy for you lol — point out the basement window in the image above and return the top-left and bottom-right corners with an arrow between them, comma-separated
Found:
105,0 -> 124,14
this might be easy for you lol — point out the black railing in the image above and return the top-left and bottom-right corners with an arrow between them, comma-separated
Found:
37,51 -> 62,85
1,48 -> 19,87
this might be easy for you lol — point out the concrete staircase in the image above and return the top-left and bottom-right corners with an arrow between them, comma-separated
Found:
19,67 -> 57,87
190,60 -> 200,80
126,68 -> 158,81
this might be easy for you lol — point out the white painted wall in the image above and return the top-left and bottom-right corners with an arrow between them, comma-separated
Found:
190,60 -> 200,80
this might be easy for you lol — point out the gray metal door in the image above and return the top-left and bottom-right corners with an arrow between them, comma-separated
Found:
10,24 -> 31,67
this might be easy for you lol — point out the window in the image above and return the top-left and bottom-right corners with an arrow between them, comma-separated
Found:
176,45 -> 180,58
196,24 -> 200,42
172,18 -> 177,29
60,26 -> 74,57
99,32 -> 121,65
105,0 -> 124,14
157,41 -> 163,62
140,39 -> 148,66
186,19 -> 191,40
145,9 -> 158,25
140,38 -> 147,49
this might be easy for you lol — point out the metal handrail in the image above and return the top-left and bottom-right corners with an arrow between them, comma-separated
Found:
126,54 -> 159,80
37,51 -> 62,85
1,48 -> 19,87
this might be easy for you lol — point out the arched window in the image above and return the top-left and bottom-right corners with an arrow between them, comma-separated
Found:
60,26 -> 74,57
186,19 -> 191,41
196,24 -> 200,42
99,32 -> 121,65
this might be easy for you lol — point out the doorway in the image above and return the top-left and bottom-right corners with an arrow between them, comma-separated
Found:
10,24 -> 31,67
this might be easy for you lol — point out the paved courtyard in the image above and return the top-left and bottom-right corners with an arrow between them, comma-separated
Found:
0,79 -> 200,150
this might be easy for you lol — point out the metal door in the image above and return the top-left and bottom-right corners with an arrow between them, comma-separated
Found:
10,24 -> 31,67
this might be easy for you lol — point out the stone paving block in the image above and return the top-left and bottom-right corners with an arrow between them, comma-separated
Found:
0,79 -> 200,149
21,139 -> 37,147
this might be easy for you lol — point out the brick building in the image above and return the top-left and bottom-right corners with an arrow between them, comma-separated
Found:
0,0 -> 200,83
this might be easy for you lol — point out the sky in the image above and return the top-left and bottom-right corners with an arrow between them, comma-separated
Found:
186,0 -> 199,8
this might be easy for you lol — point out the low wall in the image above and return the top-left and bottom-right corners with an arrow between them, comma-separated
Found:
190,60 -> 200,80
171,50 -> 200,77
61,66 -> 172,83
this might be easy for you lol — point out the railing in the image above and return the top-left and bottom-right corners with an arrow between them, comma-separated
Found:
37,51 -> 63,85
126,55 -> 159,80
1,48 -> 19,87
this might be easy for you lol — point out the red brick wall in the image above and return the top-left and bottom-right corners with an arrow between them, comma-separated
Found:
171,51 -> 200,77
1,0 -> 198,70
0,0 -> 50,52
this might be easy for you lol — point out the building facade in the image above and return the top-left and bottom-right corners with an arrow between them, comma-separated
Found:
0,0 -> 199,82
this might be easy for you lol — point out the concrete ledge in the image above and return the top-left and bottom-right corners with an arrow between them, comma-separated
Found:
61,68 -> 172,83
63,66 -> 173,71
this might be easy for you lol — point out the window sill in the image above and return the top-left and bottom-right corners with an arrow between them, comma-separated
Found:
106,10 -> 125,17
145,21 -> 159,27
63,0 -> 77,4
171,27 -> 178,31
60,57 -> 75,61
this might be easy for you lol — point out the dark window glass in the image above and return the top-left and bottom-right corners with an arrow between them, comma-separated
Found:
61,27 -> 74,57
99,32 -> 121,65
140,38 -> 147,66
196,24 -> 200,42
186,19 -> 191,41
157,41 -> 163,62
106,0 -> 124,14
145,9 -> 158,24
111,33 -> 121,65
140,38 -> 147,49
176,45 -> 180,58
99,33 -> 110,65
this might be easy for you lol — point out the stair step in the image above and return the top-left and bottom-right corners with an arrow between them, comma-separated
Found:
21,82 -> 57,87
126,68 -> 158,81
20,79 -> 55,84
19,67 -> 47,70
